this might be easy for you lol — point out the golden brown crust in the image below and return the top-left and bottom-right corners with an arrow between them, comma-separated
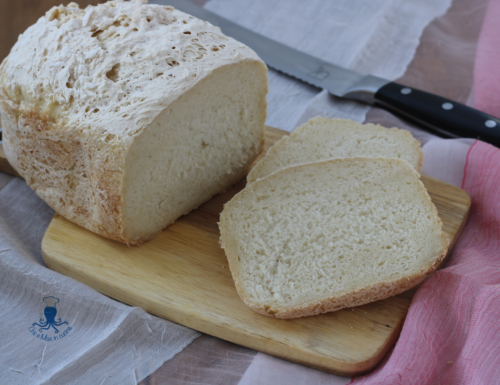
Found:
0,99 -> 129,244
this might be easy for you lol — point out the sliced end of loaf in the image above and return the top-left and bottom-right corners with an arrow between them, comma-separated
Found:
220,157 -> 448,319
122,60 -> 267,244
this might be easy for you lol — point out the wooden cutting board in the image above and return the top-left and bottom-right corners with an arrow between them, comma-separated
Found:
2,126 -> 470,376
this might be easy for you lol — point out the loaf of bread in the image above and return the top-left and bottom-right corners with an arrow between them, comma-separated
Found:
0,1 -> 268,244
220,158 -> 448,319
247,117 -> 422,183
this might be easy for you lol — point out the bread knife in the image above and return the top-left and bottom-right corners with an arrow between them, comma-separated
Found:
160,0 -> 500,146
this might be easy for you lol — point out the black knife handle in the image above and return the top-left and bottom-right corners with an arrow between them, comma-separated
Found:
374,82 -> 500,146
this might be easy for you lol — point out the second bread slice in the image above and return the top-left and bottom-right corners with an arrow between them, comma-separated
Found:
220,158 -> 448,319
247,117 -> 422,183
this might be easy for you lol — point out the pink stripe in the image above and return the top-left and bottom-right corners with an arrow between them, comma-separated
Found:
473,0 -> 500,117
353,141 -> 500,384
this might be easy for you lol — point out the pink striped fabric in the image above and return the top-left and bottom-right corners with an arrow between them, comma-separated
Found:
350,1 -> 500,382
352,141 -> 500,384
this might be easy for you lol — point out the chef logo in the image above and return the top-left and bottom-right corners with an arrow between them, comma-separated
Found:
28,296 -> 72,342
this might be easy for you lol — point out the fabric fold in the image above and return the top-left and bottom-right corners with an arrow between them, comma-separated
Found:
0,179 -> 199,385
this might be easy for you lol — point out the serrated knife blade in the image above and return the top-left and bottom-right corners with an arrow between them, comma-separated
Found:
156,0 -> 500,147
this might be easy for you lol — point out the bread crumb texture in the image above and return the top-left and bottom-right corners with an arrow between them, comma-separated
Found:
220,158 -> 448,319
0,0 -> 267,244
247,117 -> 423,183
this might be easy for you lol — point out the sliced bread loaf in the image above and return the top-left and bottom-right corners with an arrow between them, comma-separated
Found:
0,1 -> 267,244
247,117 -> 422,183
220,158 -> 448,319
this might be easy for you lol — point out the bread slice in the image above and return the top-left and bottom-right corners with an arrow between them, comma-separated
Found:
0,1 -> 267,244
247,117 -> 422,183
220,158 -> 448,319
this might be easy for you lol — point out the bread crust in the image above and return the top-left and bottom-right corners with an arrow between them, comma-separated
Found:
220,157 -> 449,319
0,100 -> 129,242
0,1 -> 267,244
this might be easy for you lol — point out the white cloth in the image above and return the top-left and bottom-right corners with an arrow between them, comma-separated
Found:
421,138 -> 475,187
0,177 -> 200,385
205,0 -> 452,131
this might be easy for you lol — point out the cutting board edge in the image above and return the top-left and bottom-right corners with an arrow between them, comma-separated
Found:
440,196 -> 471,268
